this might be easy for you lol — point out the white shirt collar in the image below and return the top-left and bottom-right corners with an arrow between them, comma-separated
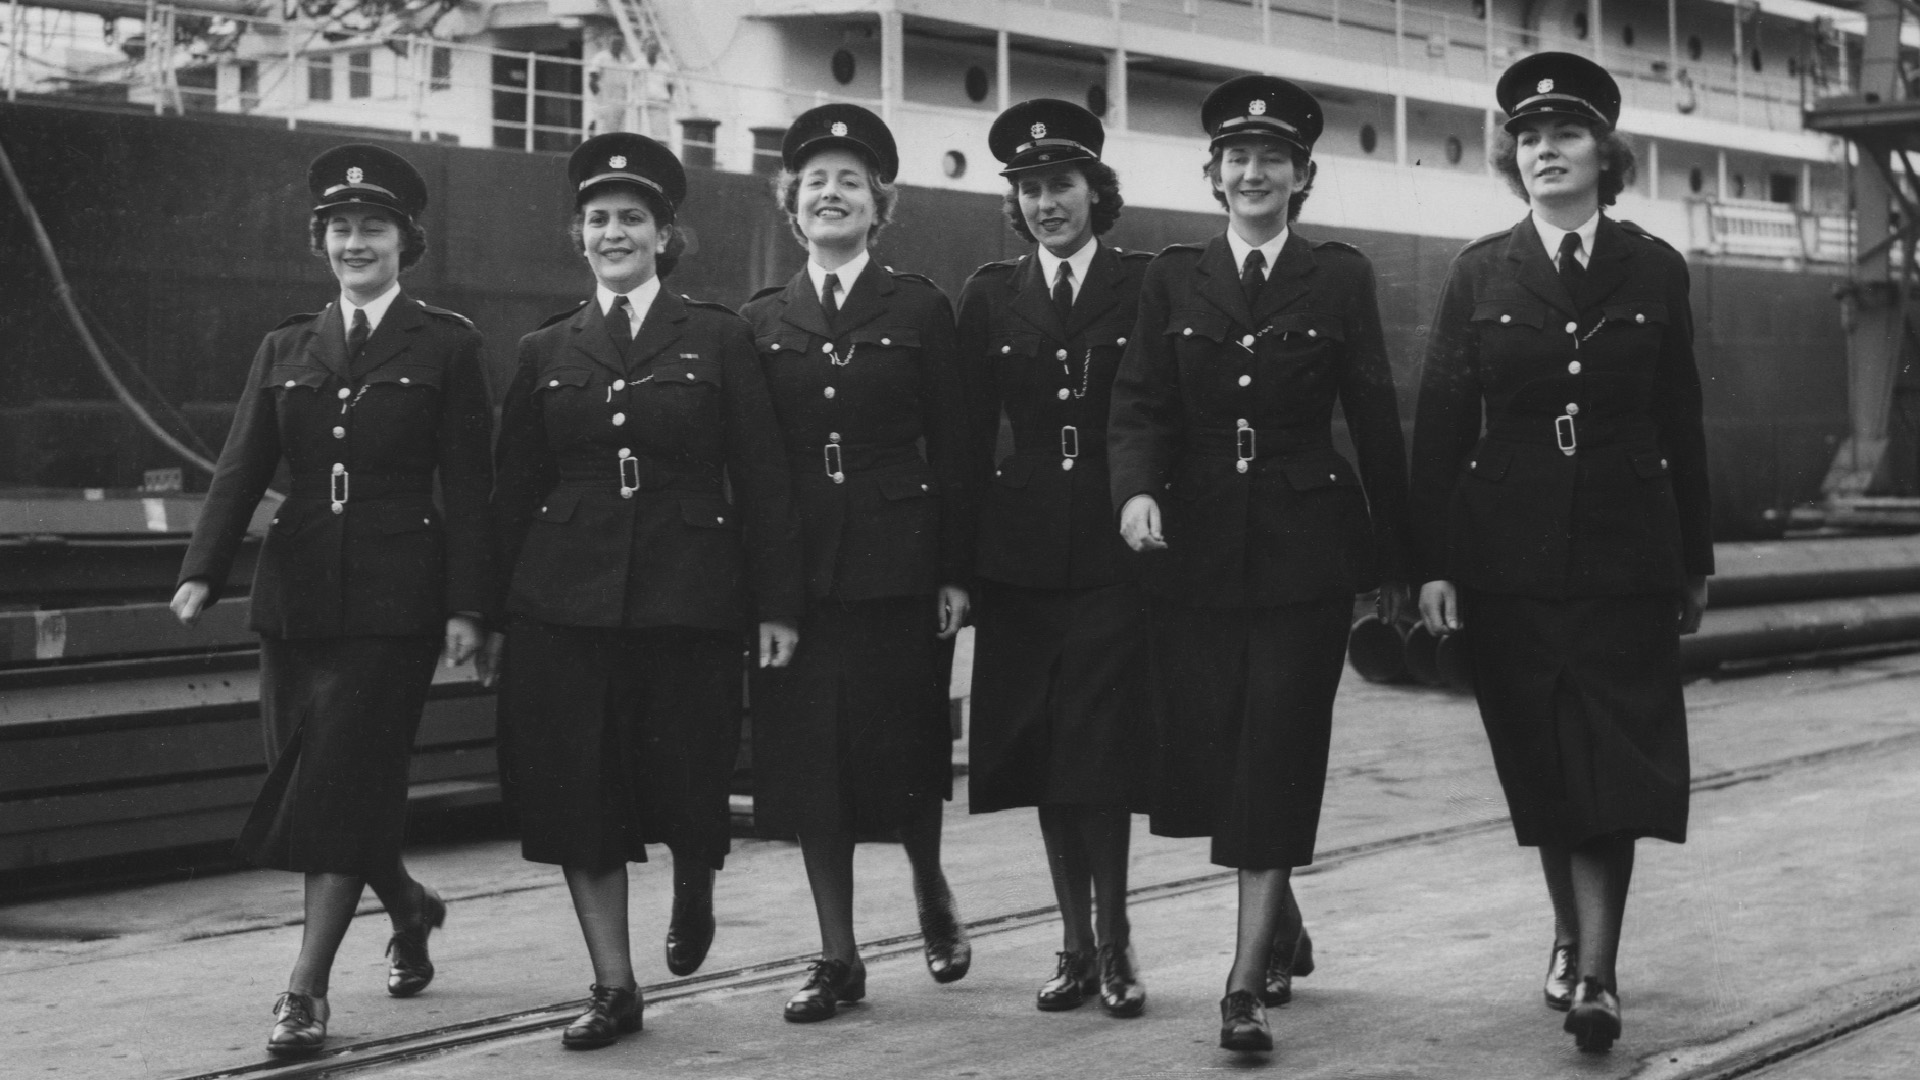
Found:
808,249 -> 871,305
1226,225 -> 1289,280
340,281 -> 403,334
1035,236 -> 1099,304
596,275 -> 662,336
1533,210 -> 1600,270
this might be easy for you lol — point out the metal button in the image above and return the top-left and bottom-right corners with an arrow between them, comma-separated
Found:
1237,418 -> 1249,428
1001,345 -> 1011,354
331,503 -> 343,514
337,387 -> 352,400
1117,337 -> 1127,346
613,379 -> 626,391
881,337 -> 892,346
717,516 -> 725,524
1307,329 -> 1318,338
1500,314 -> 1512,324
619,448 -> 632,459
1636,313 -> 1647,324
821,343 -> 833,354
832,474 -> 845,484
1183,327 -> 1193,336
685,372 -> 695,380
423,517 -> 431,525
612,412 -> 627,425
920,483 -> 929,492
399,377 -> 411,385
332,426 -> 345,439
284,380 -> 296,388
549,379 -> 560,388
771,343 -> 782,351
1329,473 -> 1337,481
824,387 -> 836,399
1057,388 -> 1071,400
1565,321 -> 1578,334
1661,458 -> 1669,468
1469,460 -> 1477,469
1238,375 -> 1252,387
1062,459 -> 1074,471
1057,349 -> 1069,360
621,490 -> 634,500
540,506 -> 547,513
1241,334 -> 1255,347
1565,403 -> 1579,415
1568,361 -> 1582,374
1236,460 -> 1249,474
829,432 -> 841,442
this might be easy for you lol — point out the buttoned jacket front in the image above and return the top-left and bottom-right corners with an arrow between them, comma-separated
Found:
492,291 -> 803,630
179,294 -> 495,638
958,243 -> 1149,590
1409,215 -> 1712,597
742,262 -> 974,602
1107,231 -> 1411,608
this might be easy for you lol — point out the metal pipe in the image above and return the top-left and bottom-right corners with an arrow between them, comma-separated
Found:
1434,632 -> 1473,692
1711,535 -> 1920,607
1681,592 -> 1920,671
1347,614 -> 1412,683
1404,622 -> 1443,687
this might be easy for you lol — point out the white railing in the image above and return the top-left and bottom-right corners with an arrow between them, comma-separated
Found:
1686,197 -> 1853,263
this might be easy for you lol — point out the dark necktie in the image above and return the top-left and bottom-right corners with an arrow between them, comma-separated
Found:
1052,261 -> 1074,325
610,294 -> 634,344
1558,232 -> 1586,298
821,273 -> 840,323
1241,249 -> 1266,308
347,308 -> 370,361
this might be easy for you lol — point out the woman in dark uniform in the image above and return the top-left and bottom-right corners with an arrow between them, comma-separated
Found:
741,104 -> 975,1023
1107,76 -> 1411,1053
1410,53 -> 1710,1053
957,99 -> 1151,1017
488,133 -> 801,1051
171,144 -> 493,1058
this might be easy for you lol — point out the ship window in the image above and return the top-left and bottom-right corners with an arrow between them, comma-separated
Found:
965,65 -> 989,103
238,61 -> 259,109
431,47 -> 452,92
1751,49 -> 1763,73
681,118 -> 719,170
751,127 -> 785,177
1770,173 -> 1799,204
1445,135 -> 1463,164
349,51 -> 371,99
308,55 -> 332,102
1087,83 -> 1108,117
1623,25 -> 1635,47
831,49 -> 856,86
1688,35 -> 1703,60
1573,12 -> 1589,39
1689,166 -> 1704,193
943,150 -> 967,179
1359,124 -> 1378,154
1472,0 -> 1486,18
1732,173 -> 1746,198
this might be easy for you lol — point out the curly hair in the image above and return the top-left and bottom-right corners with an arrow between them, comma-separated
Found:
1203,139 -> 1316,222
309,208 -> 428,271
1491,121 -> 1637,207
773,147 -> 898,248
568,184 -> 685,279
1000,160 -> 1125,244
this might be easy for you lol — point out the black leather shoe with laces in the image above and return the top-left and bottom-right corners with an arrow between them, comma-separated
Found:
915,880 -> 971,984
1097,942 -> 1146,1018
1035,950 -> 1097,1011
665,876 -> 716,977
1543,942 -> 1578,1012
561,983 -> 642,1050
266,991 -> 329,1059
783,959 -> 868,1023
1218,989 -> 1272,1052
386,883 -> 447,998
1564,976 -> 1621,1052
1261,927 -> 1312,1006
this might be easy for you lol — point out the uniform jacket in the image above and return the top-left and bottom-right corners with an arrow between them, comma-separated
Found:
958,243 -> 1149,590
1409,214 -> 1713,598
178,293 -> 495,638
492,290 -> 802,630
1108,230 -> 1412,607
742,261 -> 974,602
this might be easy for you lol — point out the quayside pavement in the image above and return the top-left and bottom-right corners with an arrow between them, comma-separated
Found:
6,653 -> 1920,1079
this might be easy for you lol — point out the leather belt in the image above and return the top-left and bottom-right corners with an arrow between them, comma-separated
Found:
794,440 -> 920,483
289,469 -> 431,513
1013,425 -> 1107,471
555,456 -> 722,499
1186,428 -> 1332,473
1483,413 -> 1656,456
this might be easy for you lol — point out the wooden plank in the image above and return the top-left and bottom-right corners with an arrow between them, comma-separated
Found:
0,805 -> 252,870
0,601 -> 255,663
0,716 -> 261,793
0,773 -> 261,836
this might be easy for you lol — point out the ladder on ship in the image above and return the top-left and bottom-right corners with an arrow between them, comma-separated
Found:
607,0 -> 677,73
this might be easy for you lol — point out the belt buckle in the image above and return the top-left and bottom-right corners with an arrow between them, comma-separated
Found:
1059,425 -> 1079,471
1555,414 -> 1577,456
824,442 -> 845,484
329,462 -> 348,514
1235,423 -> 1255,474
619,453 -> 641,499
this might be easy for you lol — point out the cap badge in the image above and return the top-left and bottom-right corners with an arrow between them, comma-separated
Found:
1030,122 -> 1047,139
608,155 -> 627,169
346,166 -> 364,184
1537,78 -> 1554,93
1248,99 -> 1267,116
830,121 -> 848,137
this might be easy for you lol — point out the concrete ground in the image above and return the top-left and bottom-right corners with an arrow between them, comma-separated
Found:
5,652 -> 1920,1079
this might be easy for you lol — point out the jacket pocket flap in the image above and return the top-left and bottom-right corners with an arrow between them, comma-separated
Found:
659,357 -> 722,387
756,330 -> 814,356
878,473 -> 938,500
991,456 -> 1036,488
1471,300 -> 1547,328
850,326 -> 921,348
989,331 -> 1043,357
1465,441 -> 1515,481
536,367 -> 593,392
1602,300 -> 1669,326
1630,450 -> 1672,478
680,499 -> 736,528
1266,311 -> 1346,342
1283,455 -> 1359,491
367,363 -> 442,389
533,488 -> 581,522
1169,310 -> 1231,342
267,366 -> 329,390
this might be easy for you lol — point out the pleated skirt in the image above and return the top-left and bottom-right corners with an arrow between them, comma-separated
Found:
967,580 -> 1151,813
751,596 -> 954,836
1464,589 -> 1690,847
234,634 -> 440,874
497,617 -> 745,871
1146,595 -> 1352,870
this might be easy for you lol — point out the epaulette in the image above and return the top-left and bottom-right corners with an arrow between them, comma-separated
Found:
534,300 -> 589,330
1614,219 -> 1677,252
681,294 -> 739,316
273,311 -> 321,331
970,257 -> 1020,277
418,301 -> 475,328
1116,247 -> 1154,261
1157,241 -> 1206,257
1312,239 -> 1362,255
885,267 -> 940,289
748,283 -> 786,303
1458,228 -> 1510,256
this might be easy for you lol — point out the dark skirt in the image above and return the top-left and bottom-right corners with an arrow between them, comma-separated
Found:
1146,596 -> 1352,870
234,634 -> 441,874
967,580 -> 1151,813
497,617 -> 745,871
751,596 -> 954,836
1464,590 -> 1690,847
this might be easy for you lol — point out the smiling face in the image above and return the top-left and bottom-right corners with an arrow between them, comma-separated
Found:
1211,136 -> 1307,232
1017,164 -> 1098,257
1514,115 -> 1602,213
794,148 -> 877,256
324,208 -> 404,303
580,187 -> 669,293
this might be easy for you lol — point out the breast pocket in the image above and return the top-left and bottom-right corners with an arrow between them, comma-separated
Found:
849,326 -> 922,356
756,330 -> 815,360
654,356 -> 723,391
1264,311 -> 1346,350
1470,298 -> 1551,367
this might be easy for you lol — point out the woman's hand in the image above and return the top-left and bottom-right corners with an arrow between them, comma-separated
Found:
1679,575 -> 1709,636
1418,580 -> 1462,635
759,620 -> 799,668
444,615 -> 484,668
473,631 -> 506,688
937,585 -> 971,640
1376,581 -> 1410,626
1119,494 -> 1166,552
170,580 -> 212,628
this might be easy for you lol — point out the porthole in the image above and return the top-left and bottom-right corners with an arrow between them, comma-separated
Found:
964,65 -> 989,103
1359,123 -> 1378,154
943,150 -> 967,179
1087,83 -> 1108,117
1445,135 -> 1463,164
831,48 -> 856,85
1689,166 -> 1704,193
